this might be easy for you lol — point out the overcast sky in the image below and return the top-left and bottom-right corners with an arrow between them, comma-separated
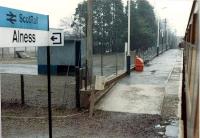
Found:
0,0 -> 193,36
150,0 -> 193,36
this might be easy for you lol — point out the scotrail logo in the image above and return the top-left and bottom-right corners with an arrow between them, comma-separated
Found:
6,11 -> 17,24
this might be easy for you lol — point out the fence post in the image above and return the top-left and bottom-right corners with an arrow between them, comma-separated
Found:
85,62 -> 88,90
127,55 -> 131,75
75,40 -> 81,110
75,67 -> 81,110
2,48 -> 4,58
157,46 -> 159,56
20,75 -> 25,105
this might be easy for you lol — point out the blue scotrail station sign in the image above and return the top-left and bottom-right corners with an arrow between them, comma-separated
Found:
0,6 -> 48,31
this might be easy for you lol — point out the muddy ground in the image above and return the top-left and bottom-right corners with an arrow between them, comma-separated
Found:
2,108 -> 163,138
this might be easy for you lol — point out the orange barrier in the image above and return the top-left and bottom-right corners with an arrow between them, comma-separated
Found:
134,56 -> 144,72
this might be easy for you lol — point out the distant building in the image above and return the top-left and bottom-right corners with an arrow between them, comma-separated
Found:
37,37 -> 85,75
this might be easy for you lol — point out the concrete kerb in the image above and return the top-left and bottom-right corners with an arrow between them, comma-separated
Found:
178,73 -> 184,138
160,51 -> 178,117
160,63 -> 175,117
80,67 -> 135,110
178,52 -> 184,138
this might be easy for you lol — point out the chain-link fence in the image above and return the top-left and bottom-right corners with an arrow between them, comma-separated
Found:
93,52 -> 127,77
1,74 -> 76,108
92,41 -> 177,79
136,47 -> 157,63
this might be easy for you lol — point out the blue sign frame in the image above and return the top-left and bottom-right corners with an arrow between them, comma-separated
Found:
0,6 -> 48,31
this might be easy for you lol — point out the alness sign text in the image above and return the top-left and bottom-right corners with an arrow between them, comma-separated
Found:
13,30 -> 35,43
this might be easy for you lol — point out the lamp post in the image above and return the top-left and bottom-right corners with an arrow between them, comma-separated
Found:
157,18 -> 160,56
164,18 -> 167,51
155,0 -> 160,56
161,7 -> 167,52
166,25 -> 169,50
161,29 -> 164,53
155,0 -> 167,55
156,6 -> 167,54
127,0 -> 131,75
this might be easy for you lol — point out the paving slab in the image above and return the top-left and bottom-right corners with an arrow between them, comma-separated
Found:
96,84 -> 165,114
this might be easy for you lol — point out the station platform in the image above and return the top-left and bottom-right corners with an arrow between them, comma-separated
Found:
95,49 -> 183,137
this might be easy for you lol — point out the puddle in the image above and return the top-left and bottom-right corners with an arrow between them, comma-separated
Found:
145,63 -> 151,67
155,119 -> 179,137
165,120 -> 179,137
150,70 -> 157,74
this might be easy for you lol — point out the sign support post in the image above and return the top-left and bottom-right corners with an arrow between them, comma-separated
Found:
47,16 -> 52,138
20,74 -> 25,105
47,46 -> 52,138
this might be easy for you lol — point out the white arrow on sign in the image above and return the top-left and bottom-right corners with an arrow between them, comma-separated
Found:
49,29 -> 64,46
